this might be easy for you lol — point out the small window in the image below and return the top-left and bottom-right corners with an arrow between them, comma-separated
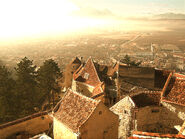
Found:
104,130 -> 108,134
151,109 -> 159,113
99,111 -> 102,115
84,73 -> 89,79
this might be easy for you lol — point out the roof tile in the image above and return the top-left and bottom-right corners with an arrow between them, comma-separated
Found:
53,89 -> 100,133
162,73 -> 185,106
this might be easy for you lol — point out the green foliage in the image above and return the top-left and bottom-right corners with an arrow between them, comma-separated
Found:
15,57 -> 38,115
120,54 -> 141,66
0,57 -> 61,123
0,65 -> 16,123
37,59 -> 61,107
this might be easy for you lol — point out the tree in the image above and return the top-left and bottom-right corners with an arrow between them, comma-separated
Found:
15,57 -> 38,116
37,59 -> 61,108
0,65 -> 16,123
120,55 -> 141,66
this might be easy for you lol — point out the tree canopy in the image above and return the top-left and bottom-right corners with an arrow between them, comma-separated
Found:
0,65 -> 16,122
0,57 -> 62,123
15,57 -> 38,116
120,55 -> 141,66
37,59 -> 61,108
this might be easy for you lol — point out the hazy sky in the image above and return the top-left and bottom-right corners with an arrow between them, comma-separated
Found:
71,0 -> 185,16
0,0 -> 184,40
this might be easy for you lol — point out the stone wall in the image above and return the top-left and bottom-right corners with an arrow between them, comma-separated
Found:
135,105 -> 184,134
64,63 -> 81,88
110,96 -> 135,139
72,80 -> 94,97
119,65 -> 155,89
0,113 -> 52,139
53,117 -> 77,139
80,102 -> 119,139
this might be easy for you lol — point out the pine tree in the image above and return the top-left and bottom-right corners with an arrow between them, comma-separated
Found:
0,65 -> 16,123
15,57 -> 38,116
37,59 -> 61,108
121,55 -> 141,66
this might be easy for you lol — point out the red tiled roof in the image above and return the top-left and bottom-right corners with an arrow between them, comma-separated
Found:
92,82 -> 105,97
161,73 -> 185,106
70,57 -> 81,65
131,92 -> 161,108
131,131 -> 185,139
73,57 -> 101,87
53,89 -> 100,133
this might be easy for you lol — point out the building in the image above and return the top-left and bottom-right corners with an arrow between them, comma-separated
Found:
110,88 -> 184,139
160,72 -> 185,130
63,57 -> 82,89
110,91 -> 162,139
0,111 -> 52,139
53,89 -> 119,139
72,57 -> 118,105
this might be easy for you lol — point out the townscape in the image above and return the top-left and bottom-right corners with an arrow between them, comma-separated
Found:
0,55 -> 184,139
0,0 -> 185,139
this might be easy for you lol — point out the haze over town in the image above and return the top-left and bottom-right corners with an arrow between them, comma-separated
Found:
0,0 -> 184,139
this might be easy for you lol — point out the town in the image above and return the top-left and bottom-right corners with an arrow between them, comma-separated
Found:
0,0 -> 185,138
0,55 -> 184,139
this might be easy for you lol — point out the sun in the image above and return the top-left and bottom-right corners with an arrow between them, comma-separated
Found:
0,0 -> 80,40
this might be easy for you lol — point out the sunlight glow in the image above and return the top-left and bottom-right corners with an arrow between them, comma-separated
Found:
0,0 -> 108,40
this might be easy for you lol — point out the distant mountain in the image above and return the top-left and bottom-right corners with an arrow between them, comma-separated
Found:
153,13 -> 185,20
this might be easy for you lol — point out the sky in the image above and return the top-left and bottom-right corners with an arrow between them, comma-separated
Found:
0,0 -> 184,40
71,0 -> 185,16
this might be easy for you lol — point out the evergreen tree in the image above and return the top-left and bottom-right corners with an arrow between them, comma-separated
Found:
121,55 -> 141,66
37,59 -> 61,108
15,57 -> 38,116
0,65 -> 16,123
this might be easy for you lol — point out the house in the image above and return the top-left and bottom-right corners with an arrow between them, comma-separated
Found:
53,89 -> 119,139
72,57 -> 118,105
110,91 -> 161,139
161,72 -> 185,107
160,72 -> 185,131
110,90 -> 184,139
0,111 -> 52,139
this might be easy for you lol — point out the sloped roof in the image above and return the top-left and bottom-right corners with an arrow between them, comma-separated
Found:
92,82 -> 105,97
131,92 -> 161,108
130,131 -> 185,139
73,57 -> 101,87
161,73 -> 185,106
53,89 -> 100,133
70,57 -> 81,65
110,96 -> 135,117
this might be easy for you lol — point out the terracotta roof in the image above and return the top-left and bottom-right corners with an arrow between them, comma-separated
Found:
53,89 -> 100,133
161,73 -> 185,106
70,57 -> 81,65
92,82 -> 105,97
73,57 -> 101,87
131,92 -> 161,108
131,131 -> 185,139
